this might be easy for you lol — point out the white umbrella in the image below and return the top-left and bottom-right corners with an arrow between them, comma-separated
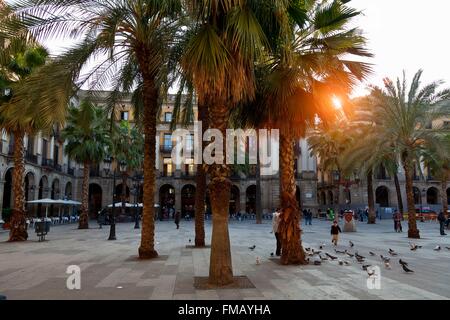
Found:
27,198 -> 81,218
107,202 -> 158,208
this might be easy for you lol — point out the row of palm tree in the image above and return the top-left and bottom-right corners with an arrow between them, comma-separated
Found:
2,0 -> 372,286
309,70 -> 450,239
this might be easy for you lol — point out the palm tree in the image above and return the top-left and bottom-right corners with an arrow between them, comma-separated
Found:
111,121 -> 144,215
0,8 -> 50,241
10,0 -> 182,258
422,134 -> 450,215
362,70 -> 450,238
62,101 -> 110,229
180,0 -> 299,284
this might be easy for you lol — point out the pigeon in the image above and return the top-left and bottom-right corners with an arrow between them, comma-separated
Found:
312,250 -> 322,255
384,262 -> 391,269
270,252 -> 274,257
338,260 -> 344,266
434,245 -> 441,251
369,251 -> 375,256
355,252 -> 365,260
343,260 -> 351,266
380,255 -> 390,263
402,264 -> 414,273
362,264 -> 372,271
189,239 -> 191,243
319,255 -> 328,261
326,253 -> 338,260
446,247 -> 450,250
349,241 -> 354,248
388,249 -> 398,256
399,259 -> 408,266
367,269 -> 376,277
248,245 -> 256,250
410,243 -> 422,251
314,260 -> 322,266
335,249 -> 346,254
355,256 -> 365,263
305,247 -> 311,252
345,250 -> 354,258
319,243 -> 326,250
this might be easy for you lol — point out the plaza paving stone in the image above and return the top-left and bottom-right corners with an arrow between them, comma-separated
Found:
0,218 -> 449,300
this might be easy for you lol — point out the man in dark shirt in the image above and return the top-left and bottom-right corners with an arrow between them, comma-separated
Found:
331,220 -> 342,246
438,211 -> 447,236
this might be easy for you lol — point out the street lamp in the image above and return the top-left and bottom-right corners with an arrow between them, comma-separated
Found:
104,157 -> 117,241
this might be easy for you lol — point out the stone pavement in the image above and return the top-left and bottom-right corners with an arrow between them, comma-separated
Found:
0,218 -> 449,300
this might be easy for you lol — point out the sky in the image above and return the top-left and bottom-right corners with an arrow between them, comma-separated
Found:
33,0 -> 450,97
349,0 -> 450,96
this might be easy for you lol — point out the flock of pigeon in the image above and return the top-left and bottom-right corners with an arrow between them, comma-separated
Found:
255,240 -> 450,276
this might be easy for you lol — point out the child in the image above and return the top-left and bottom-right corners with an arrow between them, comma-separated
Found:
331,220 -> 342,246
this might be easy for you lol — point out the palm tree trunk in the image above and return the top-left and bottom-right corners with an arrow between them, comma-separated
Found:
402,159 -> 420,239
279,133 -> 306,265
194,100 -> 208,247
8,130 -> 28,241
79,161 -> 90,229
137,52 -> 158,259
207,101 -> 233,286
121,173 -> 127,216
367,169 -> 376,224
394,173 -> 404,214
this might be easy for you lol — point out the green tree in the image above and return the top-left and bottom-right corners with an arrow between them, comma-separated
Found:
62,101 -> 110,229
10,0 -> 182,258
361,70 -> 450,238
0,6 -> 50,241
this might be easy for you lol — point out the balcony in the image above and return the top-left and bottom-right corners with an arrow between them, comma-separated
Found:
25,152 -> 38,164
160,145 -> 173,153
160,171 -> 174,178
42,158 -> 54,167
67,167 -> 75,176
181,171 -> 196,178
89,167 -> 100,177
53,164 -> 62,172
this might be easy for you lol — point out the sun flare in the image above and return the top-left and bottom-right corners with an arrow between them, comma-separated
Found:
332,96 -> 343,110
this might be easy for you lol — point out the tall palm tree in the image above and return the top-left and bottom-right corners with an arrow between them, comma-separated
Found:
62,101 -> 110,229
111,121 -> 144,215
180,0 -> 298,284
233,0 -> 371,265
0,7 -> 50,241
361,70 -> 450,238
422,134 -> 450,215
10,0 -> 182,257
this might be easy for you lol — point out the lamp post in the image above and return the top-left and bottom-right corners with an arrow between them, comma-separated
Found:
132,173 -> 142,229
104,157 -> 117,241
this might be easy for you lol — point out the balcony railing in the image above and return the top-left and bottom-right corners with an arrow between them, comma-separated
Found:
89,168 -> 100,177
67,167 -> 75,176
53,164 -> 62,172
25,152 -> 38,164
160,171 -> 174,177
42,158 -> 54,167
181,171 -> 196,178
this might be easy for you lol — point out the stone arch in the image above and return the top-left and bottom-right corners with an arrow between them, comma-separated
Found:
375,186 -> 389,207
296,185 -> 301,208
88,183 -> 102,218
115,183 -> 130,203
426,187 -> 439,205
159,184 -> 175,219
2,167 -> 13,210
413,186 -> 421,205
24,171 -> 36,202
320,191 -> 326,206
327,190 -> 334,205
230,185 -> 240,214
246,185 -> 256,214
65,182 -> 73,199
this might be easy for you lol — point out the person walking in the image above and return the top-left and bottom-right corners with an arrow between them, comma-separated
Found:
272,208 -> 282,256
393,210 -> 402,232
307,209 -> 313,225
438,211 -> 447,236
174,211 -> 181,230
331,220 -> 342,246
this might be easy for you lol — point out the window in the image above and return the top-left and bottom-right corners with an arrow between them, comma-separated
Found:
163,134 -> 172,148
185,158 -> 194,176
186,134 -> 194,152
42,139 -> 48,159
163,158 -> 173,176
164,112 -> 172,122
120,111 -> 129,121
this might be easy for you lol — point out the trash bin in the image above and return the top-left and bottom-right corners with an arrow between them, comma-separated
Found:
343,210 -> 357,232
35,220 -> 51,241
